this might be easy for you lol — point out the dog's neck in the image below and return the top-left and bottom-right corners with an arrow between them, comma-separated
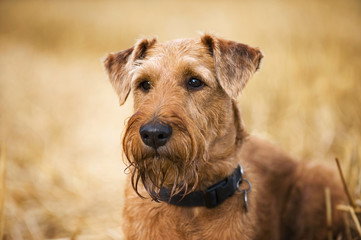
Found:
196,100 -> 247,190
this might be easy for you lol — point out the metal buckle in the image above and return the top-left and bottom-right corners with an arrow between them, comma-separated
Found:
237,166 -> 252,212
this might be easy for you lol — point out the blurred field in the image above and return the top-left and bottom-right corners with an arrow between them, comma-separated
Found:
0,0 -> 360,239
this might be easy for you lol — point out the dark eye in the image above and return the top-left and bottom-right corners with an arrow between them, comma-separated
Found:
139,81 -> 151,92
187,78 -> 204,90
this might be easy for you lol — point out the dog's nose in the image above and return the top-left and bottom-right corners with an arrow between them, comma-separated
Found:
139,122 -> 172,149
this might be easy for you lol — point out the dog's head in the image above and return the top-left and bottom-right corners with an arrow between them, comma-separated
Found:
104,34 -> 263,200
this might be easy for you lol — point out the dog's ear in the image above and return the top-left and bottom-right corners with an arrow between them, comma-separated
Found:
201,34 -> 263,99
103,38 -> 157,105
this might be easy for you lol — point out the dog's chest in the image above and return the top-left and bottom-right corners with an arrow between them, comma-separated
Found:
138,197 -> 255,240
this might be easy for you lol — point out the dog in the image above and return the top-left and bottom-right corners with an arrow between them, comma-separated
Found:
104,34 -> 346,240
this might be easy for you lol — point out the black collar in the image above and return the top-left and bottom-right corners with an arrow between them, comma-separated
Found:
157,164 -> 245,208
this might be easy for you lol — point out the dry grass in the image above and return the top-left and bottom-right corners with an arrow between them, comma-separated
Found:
0,0 -> 360,239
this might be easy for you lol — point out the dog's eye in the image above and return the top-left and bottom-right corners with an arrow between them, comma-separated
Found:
187,78 -> 204,90
139,81 -> 151,92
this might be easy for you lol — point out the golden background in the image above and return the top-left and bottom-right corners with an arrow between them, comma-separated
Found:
0,0 -> 360,239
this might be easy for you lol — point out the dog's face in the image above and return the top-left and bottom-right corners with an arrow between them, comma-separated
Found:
104,34 -> 262,199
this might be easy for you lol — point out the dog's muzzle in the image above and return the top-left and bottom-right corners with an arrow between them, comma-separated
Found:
139,122 -> 172,149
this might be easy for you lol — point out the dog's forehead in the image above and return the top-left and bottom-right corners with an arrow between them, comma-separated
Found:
145,38 -> 212,65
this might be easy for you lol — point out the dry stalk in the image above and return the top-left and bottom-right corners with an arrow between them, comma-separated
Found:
335,158 -> 357,209
337,205 -> 361,237
325,187 -> 333,240
342,212 -> 352,240
0,144 -> 6,240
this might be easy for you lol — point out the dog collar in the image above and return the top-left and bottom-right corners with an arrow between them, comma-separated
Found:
156,164 -> 251,209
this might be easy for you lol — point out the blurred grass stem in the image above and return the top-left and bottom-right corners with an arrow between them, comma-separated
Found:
0,144 -> 6,240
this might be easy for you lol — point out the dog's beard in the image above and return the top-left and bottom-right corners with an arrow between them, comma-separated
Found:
123,111 -> 207,201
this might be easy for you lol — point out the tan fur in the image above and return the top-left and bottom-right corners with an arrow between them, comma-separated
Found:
104,34 -> 346,240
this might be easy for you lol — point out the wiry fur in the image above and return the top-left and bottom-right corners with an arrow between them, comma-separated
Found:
123,105 -> 206,199
104,34 -> 346,240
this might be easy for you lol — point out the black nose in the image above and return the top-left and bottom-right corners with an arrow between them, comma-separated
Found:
139,122 -> 172,149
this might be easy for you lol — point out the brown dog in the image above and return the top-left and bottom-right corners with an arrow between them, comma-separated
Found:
104,34 -> 346,240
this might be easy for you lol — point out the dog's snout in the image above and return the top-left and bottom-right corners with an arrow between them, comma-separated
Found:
140,122 -> 172,148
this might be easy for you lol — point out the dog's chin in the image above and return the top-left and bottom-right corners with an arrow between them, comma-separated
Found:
129,146 -> 200,200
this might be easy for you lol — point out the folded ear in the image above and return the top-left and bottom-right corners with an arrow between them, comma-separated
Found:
103,38 -> 157,105
201,34 -> 263,99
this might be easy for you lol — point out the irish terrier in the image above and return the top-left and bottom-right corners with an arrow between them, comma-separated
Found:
104,34 -> 346,240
